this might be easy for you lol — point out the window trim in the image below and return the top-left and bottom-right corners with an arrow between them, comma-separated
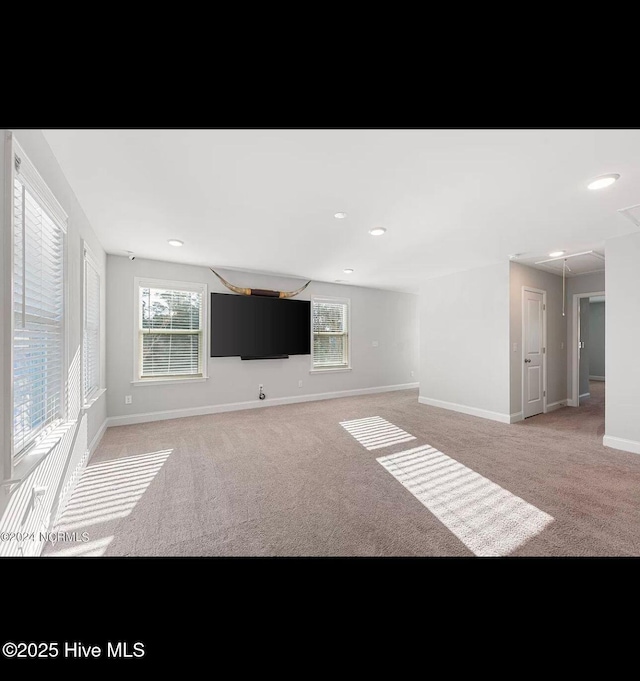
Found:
82,242 -> 102,404
3,133 -> 69,481
2,133 -> 13,482
133,277 -> 209,383
311,295 -> 351,372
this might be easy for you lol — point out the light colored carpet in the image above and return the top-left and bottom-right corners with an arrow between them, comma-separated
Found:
44,380 -> 640,557
377,444 -> 553,556
340,416 -> 416,450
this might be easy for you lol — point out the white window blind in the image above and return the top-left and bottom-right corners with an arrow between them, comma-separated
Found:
312,298 -> 350,369
12,145 -> 67,459
138,284 -> 204,379
83,249 -> 100,400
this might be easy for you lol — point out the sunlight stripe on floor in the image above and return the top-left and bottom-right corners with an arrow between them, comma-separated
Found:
377,445 -> 553,556
53,450 -> 171,533
340,416 -> 416,450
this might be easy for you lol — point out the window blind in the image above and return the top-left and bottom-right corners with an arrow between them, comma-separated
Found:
312,299 -> 349,368
13,153 -> 66,458
83,252 -> 100,399
139,286 -> 203,378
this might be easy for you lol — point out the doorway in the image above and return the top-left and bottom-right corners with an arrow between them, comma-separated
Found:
571,291 -> 605,408
522,286 -> 547,418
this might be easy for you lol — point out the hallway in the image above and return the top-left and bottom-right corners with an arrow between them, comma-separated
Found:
518,381 -> 605,442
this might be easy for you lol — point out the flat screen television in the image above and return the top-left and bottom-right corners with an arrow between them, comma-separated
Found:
210,293 -> 311,359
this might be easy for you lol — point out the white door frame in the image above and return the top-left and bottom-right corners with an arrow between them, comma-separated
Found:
570,290 -> 605,407
522,286 -> 547,416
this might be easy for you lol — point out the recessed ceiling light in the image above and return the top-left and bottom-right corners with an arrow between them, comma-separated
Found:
334,212 -> 347,219
343,268 -> 354,274
549,250 -> 566,257
168,239 -> 184,247
587,174 -> 620,190
369,227 -> 387,236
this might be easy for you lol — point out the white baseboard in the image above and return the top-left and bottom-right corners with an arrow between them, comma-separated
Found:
418,396 -> 511,424
603,435 -> 640,455
107,383 -> 419,428
511,401 -> 565,424
88,418 -> 108,458
579,392 -> 590,399
589,376 -> 605,381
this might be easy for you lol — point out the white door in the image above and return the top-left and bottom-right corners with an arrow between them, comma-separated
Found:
523,289 -> 545,418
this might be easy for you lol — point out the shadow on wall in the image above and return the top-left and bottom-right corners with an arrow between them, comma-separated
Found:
0,347 -> 88,557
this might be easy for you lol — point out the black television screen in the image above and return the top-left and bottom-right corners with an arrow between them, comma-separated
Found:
210,293 -> 311,358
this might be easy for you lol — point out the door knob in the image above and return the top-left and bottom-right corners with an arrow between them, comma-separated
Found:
524,358 -> 531,363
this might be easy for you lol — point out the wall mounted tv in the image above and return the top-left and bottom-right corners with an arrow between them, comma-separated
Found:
210,293 -> 311,359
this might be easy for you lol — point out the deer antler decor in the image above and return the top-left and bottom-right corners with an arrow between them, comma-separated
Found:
210,269 -> 311,298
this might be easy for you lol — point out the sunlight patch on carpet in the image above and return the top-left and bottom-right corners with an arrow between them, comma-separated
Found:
53,450 -> 171,533
377,445 -> 553,556
340,416 -> 416,450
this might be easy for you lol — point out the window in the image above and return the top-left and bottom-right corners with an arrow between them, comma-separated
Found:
12,142 -> 67,459
312,297 -> 350,370
83,246 -> 101,401
135,279 -> 207,382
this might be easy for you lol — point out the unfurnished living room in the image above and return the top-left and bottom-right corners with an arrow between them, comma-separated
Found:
1,128 -> 640,558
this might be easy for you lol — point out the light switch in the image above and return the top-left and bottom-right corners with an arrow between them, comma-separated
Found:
560,341 -> 564,350
512,343 -> 517,352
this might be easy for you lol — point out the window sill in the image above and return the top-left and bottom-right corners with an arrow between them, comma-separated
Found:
2,421 -> 76,489
83,388 -> 106,409
309,367 -> 352,374
131,377 -> 208,387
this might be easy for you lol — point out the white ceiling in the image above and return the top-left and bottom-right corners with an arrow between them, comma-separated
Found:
41,129 -> 640,293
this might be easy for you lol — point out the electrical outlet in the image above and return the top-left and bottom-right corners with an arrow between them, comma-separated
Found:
298,380 -> 303,388
561,341 -> 564,350
259,384 -> 263,392
513,343 -> 518,352
32,486 -> 47,503
125,395 -> 132,405
411,371 -> 415,377
372,340 -> 379,348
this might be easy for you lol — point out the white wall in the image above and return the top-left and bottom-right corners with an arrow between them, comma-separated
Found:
588,301 -> 605,378
419,262 -> 511,422
565,271 -> 605,401
106,256 -> 419,423
604,232 -> 640,453
509,262 -> 567,414
0,130 -> 107,555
